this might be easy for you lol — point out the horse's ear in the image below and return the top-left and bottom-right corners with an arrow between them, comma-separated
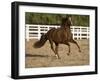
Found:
68,17 -> 72,21
68,17 -> 73,25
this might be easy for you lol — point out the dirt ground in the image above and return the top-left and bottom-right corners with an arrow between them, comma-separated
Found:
25,39 -> 89,68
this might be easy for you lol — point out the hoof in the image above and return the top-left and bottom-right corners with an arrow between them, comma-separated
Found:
67,53 -> 70,56
79,50 -> 81,52
55,55 -> 60,59
58,57 -> 61,59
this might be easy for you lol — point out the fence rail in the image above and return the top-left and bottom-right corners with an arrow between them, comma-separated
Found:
25,24 -> 89,41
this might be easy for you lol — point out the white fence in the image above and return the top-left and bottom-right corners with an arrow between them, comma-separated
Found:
25,24 -> 89,41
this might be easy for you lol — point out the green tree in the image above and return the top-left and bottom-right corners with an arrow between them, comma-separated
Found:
25,12 -> 89,26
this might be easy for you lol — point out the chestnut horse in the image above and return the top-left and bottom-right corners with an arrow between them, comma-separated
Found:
33,17 -> 81,59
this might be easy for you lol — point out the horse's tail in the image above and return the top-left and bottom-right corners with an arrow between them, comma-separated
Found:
33,34 -> 48,48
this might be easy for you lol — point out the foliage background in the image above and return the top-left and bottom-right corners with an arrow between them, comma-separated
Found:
25,12 -> 89,26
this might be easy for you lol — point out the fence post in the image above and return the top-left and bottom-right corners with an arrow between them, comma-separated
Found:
26,25 -> 29,41
80,27 -> 82,39
72,26 -> 75,39
38,25 -> 41,40
77,28 -> 79,40
87,27 -> 89,39
48,26 -> 49,31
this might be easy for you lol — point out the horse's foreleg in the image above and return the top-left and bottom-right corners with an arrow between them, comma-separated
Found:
55,43 -> 60,59
65,42 -> 70,55
71,39 -> 81,52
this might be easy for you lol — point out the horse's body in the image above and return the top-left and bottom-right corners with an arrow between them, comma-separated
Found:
34,17 -> 81,59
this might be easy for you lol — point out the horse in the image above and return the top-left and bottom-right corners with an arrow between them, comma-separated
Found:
33,17 -> 81,59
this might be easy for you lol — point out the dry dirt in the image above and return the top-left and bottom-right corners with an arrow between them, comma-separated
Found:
25,39 -> 89,68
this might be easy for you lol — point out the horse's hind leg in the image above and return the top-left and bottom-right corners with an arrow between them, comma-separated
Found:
71,39 -> 81,52
55,43 -> 60,59
49,40 -> 56,56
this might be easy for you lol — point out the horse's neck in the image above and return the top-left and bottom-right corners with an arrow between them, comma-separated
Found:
63,26 -> 71,32
61,24 -> 71,30
61,23 -> 65,28
63,25 -> 70,29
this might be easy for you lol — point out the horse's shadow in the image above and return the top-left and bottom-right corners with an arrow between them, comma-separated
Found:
26,54 -> 49,58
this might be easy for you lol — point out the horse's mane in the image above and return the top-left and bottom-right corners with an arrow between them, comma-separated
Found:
61,17 -> 69,27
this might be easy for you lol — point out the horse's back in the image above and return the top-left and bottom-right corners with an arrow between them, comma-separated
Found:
47,28 -> 56,38
46,27 -> 73,43
47,28 -> 56,35
47,28 -> 65,42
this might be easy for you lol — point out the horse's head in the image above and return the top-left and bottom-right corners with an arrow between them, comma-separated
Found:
64,17 -> 72,26
61,17 -> 72,28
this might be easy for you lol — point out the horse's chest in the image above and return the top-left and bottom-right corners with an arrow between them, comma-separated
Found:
63,30 -> 72,40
